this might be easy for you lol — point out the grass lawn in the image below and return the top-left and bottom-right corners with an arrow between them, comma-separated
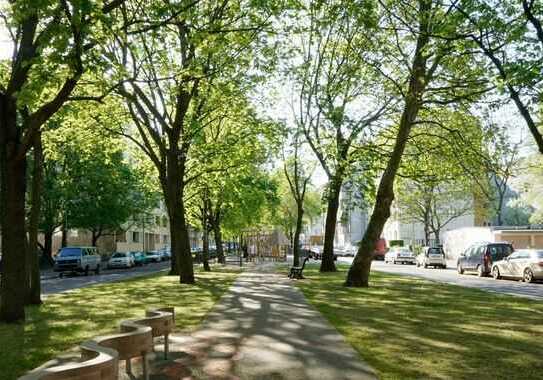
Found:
295,264 -> 543,380
0,266 -> 239,379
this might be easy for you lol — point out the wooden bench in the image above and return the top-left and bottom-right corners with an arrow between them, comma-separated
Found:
288,256 -> 310,279
20,307 -> 175,380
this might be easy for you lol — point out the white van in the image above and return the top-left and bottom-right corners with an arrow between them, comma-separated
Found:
54,246 -> 101,276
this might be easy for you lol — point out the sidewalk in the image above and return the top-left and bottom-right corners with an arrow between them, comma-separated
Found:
152,263 -> 376,379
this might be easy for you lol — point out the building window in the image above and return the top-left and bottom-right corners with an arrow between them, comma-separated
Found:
163,235 -> 169,244
155,216 -> 161,226
132,231 -> 140,243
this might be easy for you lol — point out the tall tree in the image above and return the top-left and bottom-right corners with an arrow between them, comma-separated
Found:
0,0 -> 122,322
272,169 -> 321,258
346,0 -> 486,287
290,0 -> 390,272
282,132 -> 314,266
106,0 -> 277,283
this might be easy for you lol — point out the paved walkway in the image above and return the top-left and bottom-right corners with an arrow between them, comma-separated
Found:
150,263 -> 376,379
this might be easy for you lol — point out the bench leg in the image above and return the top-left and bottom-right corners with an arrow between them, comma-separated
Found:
143,353 -> 150,380
164,333 -> 169,359
126,358 -> 131,374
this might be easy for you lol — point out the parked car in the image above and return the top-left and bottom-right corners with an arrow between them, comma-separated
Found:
385,247 -> 416,264
491,249 -> 543,283
146,251 -> 163,263
161,249 -> 171,261
457,242 -> 513,277
108,252 -> 135,269
373,238 -> 387,261
417,246 -> 446,269
54,246 -> 101,276
130,251 -> 147,266
342,246 -> 357,257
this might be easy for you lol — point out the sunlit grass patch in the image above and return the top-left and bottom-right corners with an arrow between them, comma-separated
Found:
297,264 -> 543,380
0,266 -> 239,379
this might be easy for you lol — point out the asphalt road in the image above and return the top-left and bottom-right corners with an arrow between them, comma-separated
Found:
336,257 -> 543,301
41,261 -> 171,295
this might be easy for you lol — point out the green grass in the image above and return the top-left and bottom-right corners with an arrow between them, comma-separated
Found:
0,266 -> 239,379
295,264 -> 543,380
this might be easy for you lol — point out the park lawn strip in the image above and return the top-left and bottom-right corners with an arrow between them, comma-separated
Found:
0,266 -> 240,379
295,264 -> 543,380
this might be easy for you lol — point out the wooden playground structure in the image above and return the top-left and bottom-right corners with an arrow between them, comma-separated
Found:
242,229 -> 287,262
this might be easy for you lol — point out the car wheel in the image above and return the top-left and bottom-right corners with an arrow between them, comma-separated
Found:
457,264 -> 464,274
523,268 -> 534,283
477,265 -> 485,277
492,266 -> 501,280
84,266 -> 89,276
95,264 -> 100,275
424,263 -> 428,269
59,272 -> 63,278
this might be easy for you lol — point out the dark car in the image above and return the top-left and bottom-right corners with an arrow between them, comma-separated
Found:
130,251 -> 147,266
457,242 -> 514,277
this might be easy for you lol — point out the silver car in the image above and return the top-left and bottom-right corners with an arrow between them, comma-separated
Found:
491,249 -> 543,283
385,247 -> 416,265
416,247 -> 446,269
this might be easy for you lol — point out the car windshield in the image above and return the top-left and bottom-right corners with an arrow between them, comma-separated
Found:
58,248 -> 82,257
112,253 -> 126,258
428,248 -> 442,255
146,252 -> 157,256
532,251 -> 543,258
488,244 -> 513,260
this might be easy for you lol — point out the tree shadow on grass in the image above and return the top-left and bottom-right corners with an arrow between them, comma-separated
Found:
297,265 -> 543,380
0,267 -> 239,379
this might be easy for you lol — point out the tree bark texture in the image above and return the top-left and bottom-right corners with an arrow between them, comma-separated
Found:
213,220 -> 225,264
26,132 -> 43,305
0,97 -> 28,322
202,216 -> 211,272
293,202 -> 304,267
320,178 -> 342,272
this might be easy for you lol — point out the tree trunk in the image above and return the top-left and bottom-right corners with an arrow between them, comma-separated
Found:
26,132 -> 43,305
496,192 -> 505,226
293,202 -> 304,267
43,230 -> 54,264
423,205 -> 431,246
61,222 -> 68,248
213,218 -> 225,264
433,228 -> 441,246
91,230 -> 101,247
177,195 -> 195,283
320,178 -> 342,272
162,149 -> 195,283
202,217 -> 211,272
424,223 -> 430,246
345,3 -> 430,287
0,98 -> 28,322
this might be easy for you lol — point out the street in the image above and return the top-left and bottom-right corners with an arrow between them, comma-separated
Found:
336,257 -> 543,301
41,261 -> 170,295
